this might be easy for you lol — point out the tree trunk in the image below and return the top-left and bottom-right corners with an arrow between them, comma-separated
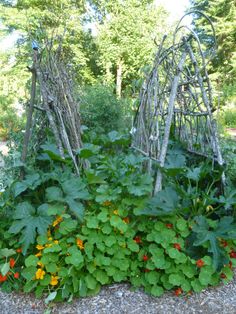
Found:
105,62 -> 113,83
116,58 -> 122,98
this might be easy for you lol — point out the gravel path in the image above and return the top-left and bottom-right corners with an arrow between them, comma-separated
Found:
226,128 -> 236,139
0,273 -> 236,314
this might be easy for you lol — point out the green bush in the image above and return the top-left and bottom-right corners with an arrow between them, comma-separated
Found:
80,84 -> 130,133
218,106 -> 236,129
0,96 -> 25,141
221,138 -> 236,185
224,108 -> 236,128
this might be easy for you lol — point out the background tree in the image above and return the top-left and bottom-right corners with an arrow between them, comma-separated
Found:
92,0 -> 169,97
190,0 -> 236,102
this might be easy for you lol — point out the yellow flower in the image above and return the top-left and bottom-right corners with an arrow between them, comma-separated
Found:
35,268 -> 45,280
76,238 -> 84,250
50,275 -> 59,286
48,237 -> 53,241
36,244 -> 44,250
35,252 -> 42,257
45,243 -> 52,248
113,210 -> 119,215
54,240 -> 59,245
52,216 -> 63,227
206,205 -> 214,212
37,262 -> 44,268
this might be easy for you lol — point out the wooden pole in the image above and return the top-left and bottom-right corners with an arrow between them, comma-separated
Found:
154,50 -> 187,194
20,49 -> 37,179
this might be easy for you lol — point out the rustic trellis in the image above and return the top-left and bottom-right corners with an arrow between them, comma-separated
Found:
21,36 -> 83,177
131,12 -> 224,194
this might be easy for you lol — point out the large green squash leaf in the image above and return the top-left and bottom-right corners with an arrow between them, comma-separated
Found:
192,216 -> 236,270
9,202 -> 53,254
136,187 -> 179,216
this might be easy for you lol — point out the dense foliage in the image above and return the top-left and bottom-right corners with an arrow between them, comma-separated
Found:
80,84 -> 129,133
0,131 -> 236,301
190,0 -> 236,103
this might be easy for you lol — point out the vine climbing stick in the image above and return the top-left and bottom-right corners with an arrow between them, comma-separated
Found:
20,49 -> 38,179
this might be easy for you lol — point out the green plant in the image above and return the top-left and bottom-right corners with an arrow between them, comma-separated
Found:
0,130 -> 236,302
221,138 -> 236,185
0,96 -> 25,141
80,84 -> 129,133
17,210 -> 236,301
224,108 -> 236,128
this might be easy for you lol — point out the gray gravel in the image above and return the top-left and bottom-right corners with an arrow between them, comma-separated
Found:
0,273 -> 236,314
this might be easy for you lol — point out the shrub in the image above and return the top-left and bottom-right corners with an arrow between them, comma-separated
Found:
0,96 -> 25,141
80,84 -> 129,133
224,108 -> 236,128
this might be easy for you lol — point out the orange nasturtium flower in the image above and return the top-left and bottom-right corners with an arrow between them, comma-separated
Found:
16,248 -> 22,253
14,272 -> 20,279
123,217 -> 130,224
76,238 -> 84,250
0,274 -> 7,282
196,259 -> 205,268
173,243 -> 181,251
9,258 -> 16,268
103,201 -> 112,206
174,287 -> 183,296
35,252 -> 42,258
52,216 -> 63,227
50,275 -> 59,286
35,268 -> 46,280
36,244 -> 44,250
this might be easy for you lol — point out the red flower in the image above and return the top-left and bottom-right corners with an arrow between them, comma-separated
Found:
220,273 -> 227,279
14,272 -> 20,279
16,248 -> 22,253
174,287 -> 183,296
221,240 -> 228,247
142,255 -> 149,261
9,258 -> 15,268
123,217 -> 130,224
230,251 -> 236,258
166,223 -> 173,229
0,274 -> 7,282
173,243 -> 181,251
229,261 -> 233,269
143,268 -> 150,272
196,259 -> 204,268
134,236 -> 142,244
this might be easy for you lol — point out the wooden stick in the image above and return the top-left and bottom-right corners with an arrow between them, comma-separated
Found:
20,50 -> 37,179
154,50 -> 187,194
